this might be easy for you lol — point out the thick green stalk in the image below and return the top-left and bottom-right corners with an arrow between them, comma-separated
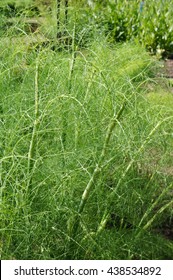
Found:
138,182 -> 173,230
78,103 -> 126,214
96,116 -> 173,236
66,103 -> 126,257
142,198 -> 173,231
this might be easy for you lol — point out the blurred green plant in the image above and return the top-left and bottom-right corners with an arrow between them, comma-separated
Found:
86,0 -> 173,57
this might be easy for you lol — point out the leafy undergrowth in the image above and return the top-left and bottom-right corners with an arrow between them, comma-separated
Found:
0,36 -> 173,260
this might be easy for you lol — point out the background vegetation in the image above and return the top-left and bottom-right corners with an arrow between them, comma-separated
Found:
0,0 -> 173,260
91,0 -> 173,56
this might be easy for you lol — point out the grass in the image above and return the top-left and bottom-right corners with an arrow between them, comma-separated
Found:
0,1 -> 173,260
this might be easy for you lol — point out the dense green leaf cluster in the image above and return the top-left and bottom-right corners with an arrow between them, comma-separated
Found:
86,0 -> 173,56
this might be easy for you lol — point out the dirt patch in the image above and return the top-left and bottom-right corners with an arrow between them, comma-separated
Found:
164,59 -> 173,78
154,218 -> 173,241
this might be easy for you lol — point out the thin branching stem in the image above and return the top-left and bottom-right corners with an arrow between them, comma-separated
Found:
64,0 -> 69,27
96,115 -> 173,236
56,0 -> 61,38
67,102 -> 126,255
62,23 -> 77,154
27,58 -> 39,189
138,182 -> 173,230
78,102 -> 126,214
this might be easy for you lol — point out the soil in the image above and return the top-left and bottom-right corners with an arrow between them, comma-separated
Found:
154,218 -> 173,241
164,59 -> 173,78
